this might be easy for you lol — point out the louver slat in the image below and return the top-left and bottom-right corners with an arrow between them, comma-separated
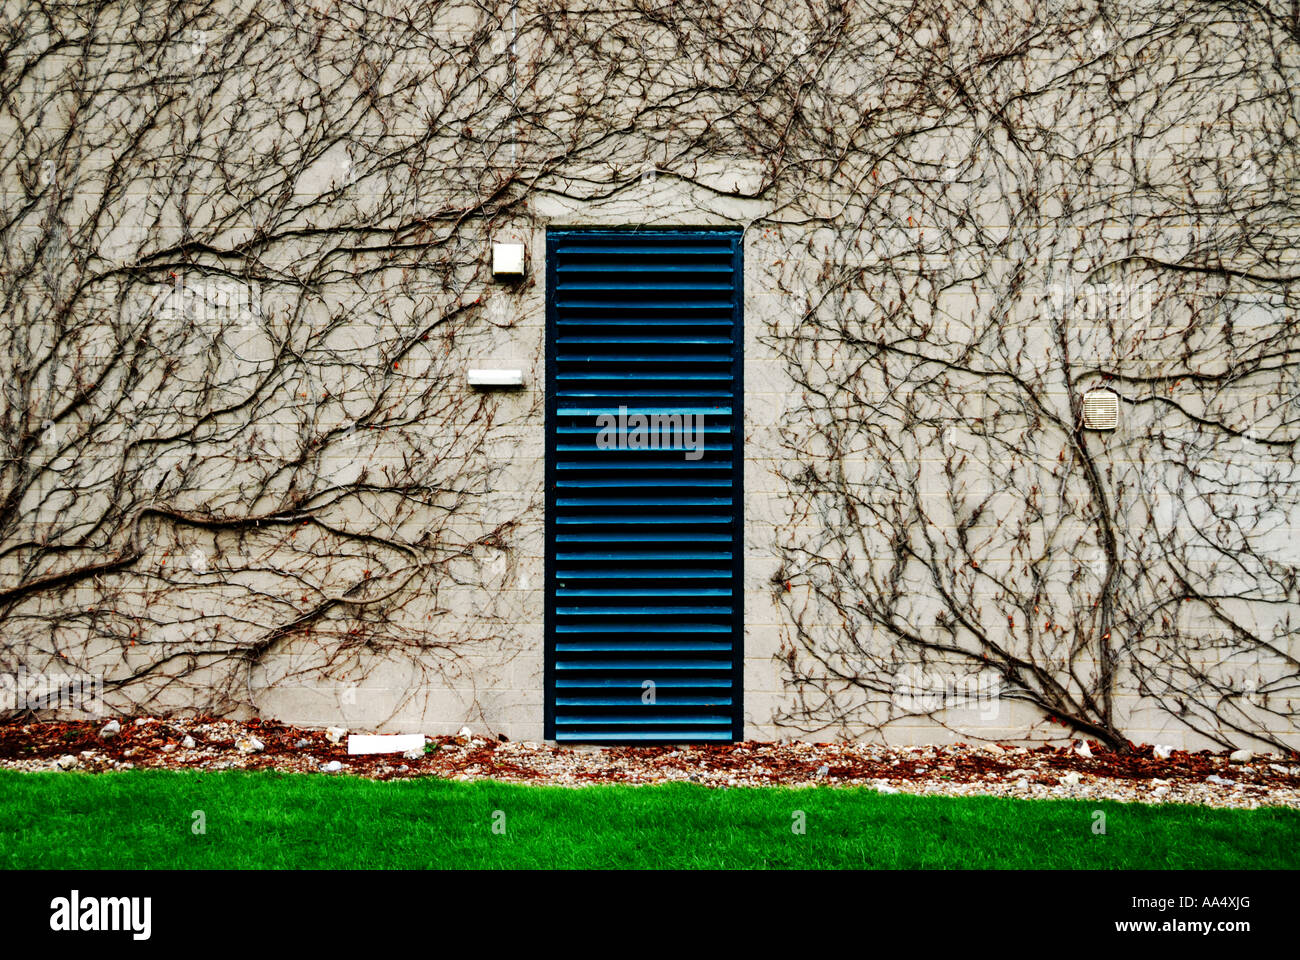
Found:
545,230 -> 744,743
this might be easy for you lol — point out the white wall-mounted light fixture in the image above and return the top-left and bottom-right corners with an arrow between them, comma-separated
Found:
1081,388 -> 1120,430
468,368 -> 524,388
492,241 -> 526,278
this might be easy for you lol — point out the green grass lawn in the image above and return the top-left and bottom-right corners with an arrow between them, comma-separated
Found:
1,769 -> 1295,869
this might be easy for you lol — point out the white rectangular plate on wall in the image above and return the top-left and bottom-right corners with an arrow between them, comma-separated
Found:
468,368 -> 524,387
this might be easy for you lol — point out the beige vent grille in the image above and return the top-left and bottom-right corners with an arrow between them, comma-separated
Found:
1082,389 -> 1120,430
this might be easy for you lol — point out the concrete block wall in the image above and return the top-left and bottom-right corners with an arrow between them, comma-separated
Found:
3,0 -> 1297,751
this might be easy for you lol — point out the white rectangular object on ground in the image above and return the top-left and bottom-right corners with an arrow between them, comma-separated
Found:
346,733 -> 425,755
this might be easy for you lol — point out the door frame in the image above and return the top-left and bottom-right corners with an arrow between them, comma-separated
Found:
542,226 -> 745,743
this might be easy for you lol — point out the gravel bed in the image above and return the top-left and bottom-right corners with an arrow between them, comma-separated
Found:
2,718 -> 1297,809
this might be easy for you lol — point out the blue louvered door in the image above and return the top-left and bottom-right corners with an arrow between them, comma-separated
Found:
545,229 -> 744,743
